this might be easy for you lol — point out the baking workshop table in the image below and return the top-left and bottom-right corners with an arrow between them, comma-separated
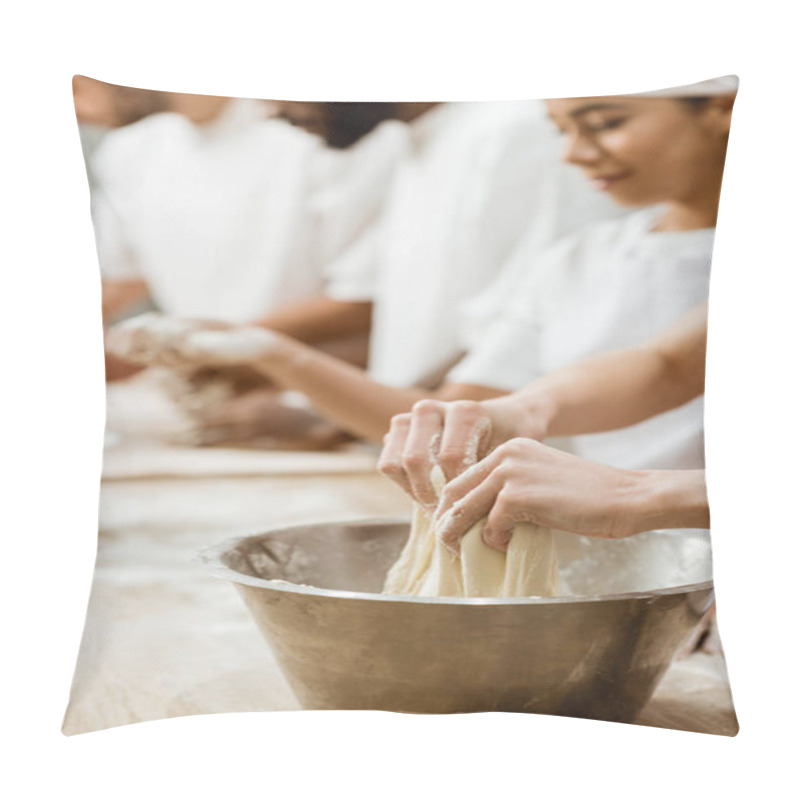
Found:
63,381 -> 738,736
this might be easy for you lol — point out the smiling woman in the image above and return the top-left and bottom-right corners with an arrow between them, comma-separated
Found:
432,78 -> 738,478
546,90 -> 734,230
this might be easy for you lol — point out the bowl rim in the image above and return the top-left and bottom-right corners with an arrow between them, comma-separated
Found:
198,516 -> 715,606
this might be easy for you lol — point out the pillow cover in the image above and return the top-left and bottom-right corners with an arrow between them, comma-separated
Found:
63,76 -> 739,736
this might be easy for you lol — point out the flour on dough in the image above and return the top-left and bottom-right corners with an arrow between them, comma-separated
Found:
182,327 -> 277,362
383,466 -> 560,598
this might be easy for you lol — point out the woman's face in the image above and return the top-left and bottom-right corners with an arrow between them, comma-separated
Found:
545,96 -> 732,207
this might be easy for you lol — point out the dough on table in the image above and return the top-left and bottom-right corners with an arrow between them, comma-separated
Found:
383,467 -> 560,598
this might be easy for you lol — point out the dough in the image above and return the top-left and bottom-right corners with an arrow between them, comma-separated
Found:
109,313 -> 278,365
107,312 -> 201,363
182,327 -> 277,362
383,467 -> 560,598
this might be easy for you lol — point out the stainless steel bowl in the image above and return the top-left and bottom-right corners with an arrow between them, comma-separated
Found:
201,518 -> 714,722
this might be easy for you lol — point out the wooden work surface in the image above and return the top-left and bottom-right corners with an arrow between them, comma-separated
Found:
64,389 -> 738,736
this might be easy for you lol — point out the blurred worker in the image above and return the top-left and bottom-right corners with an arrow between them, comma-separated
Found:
274,100 -> 617,389
73,76 -> 169,130
73,75 -> 169,173
85,89 -> 406,442
105,78 -> 734,464
105,98 -> 618,437
91,94 -> 404,328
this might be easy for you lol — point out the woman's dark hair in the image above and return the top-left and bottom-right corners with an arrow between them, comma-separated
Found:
318,102 -> 398,148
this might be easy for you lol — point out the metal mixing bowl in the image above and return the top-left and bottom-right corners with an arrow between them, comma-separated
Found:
201,518 -> 714,722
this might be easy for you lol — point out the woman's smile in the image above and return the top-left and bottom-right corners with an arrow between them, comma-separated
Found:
587,171 -> 632,192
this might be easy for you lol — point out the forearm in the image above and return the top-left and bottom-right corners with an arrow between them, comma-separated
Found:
628,469 -> 710,532
251,340 -> 427,440
517,346 -> 687,438
101,279 -> 149,325
254,298 -> 372,344
506,304 -> 708,440
432,439 -> 710,547
253,338 -> 506,441
104,350 -> 145,382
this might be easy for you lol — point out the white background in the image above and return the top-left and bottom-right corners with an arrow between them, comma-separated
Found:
2,1 -> 797,797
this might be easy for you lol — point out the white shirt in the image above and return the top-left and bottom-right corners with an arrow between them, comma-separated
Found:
77,122 -> 109,192
449,208 -> 715,470
92,99 -> 403,323
327,101 -> 620,388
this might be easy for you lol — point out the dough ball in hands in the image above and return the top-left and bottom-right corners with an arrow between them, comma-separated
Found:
106,313 -> 278,368
105,313 -> 206,365
180,327 -> 279,364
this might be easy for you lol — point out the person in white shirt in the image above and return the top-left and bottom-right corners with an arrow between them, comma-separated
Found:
443,79 -> 737,471
372,82 -> 733,658
93,95 -> 404,329
376,77 -> 737,508
377,304 -> 711,541
73,75 -> 169,186
309,101 -> 618,388
106,99 -> 618,440
447,206 -> 714,470
91,94 -> 408,443
73,76 -> 170,372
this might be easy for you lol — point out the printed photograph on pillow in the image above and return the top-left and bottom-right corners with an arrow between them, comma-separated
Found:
64,76 -> 739,735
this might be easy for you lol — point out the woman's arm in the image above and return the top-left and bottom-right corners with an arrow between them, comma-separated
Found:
378,303 -> 708,505
105,314 -> 504,441
248,338 -> 503,440
516,302 -> 707,438
101,279 -> 150,324
431,438 -> 709,551
253,297 -> 373,344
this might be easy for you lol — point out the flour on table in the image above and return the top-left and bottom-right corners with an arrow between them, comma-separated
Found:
383,466 -> 560,598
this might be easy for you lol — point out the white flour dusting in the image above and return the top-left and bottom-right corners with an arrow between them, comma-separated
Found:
183,328 -> 277,362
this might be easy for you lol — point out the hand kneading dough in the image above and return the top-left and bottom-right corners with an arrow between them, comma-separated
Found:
383,467 -> 560,598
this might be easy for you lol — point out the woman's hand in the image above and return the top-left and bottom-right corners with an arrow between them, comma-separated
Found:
175,387 -> 349,449
105,313 -> 280,368
433,438 -> 654,552
377,396 -> 543,509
